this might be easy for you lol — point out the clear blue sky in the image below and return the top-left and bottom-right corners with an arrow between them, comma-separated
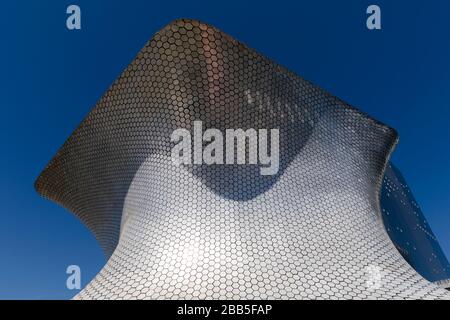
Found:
1,0 -> 450,299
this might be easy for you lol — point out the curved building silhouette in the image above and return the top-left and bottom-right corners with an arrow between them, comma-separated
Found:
381,163 -> 450,287
35,19 -> 450,299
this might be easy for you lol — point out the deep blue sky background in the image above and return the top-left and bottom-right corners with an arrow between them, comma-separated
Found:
1,0 -> 449,299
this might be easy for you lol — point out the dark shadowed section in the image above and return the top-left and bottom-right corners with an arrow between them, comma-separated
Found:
381,163 -> 450,287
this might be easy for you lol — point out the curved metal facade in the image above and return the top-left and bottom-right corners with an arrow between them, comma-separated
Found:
381,163 -> 450,285
35,19 -> 450,299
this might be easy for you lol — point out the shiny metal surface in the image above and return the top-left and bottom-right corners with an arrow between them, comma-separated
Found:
35,19 -> 450,299
381,163 -> 450,285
